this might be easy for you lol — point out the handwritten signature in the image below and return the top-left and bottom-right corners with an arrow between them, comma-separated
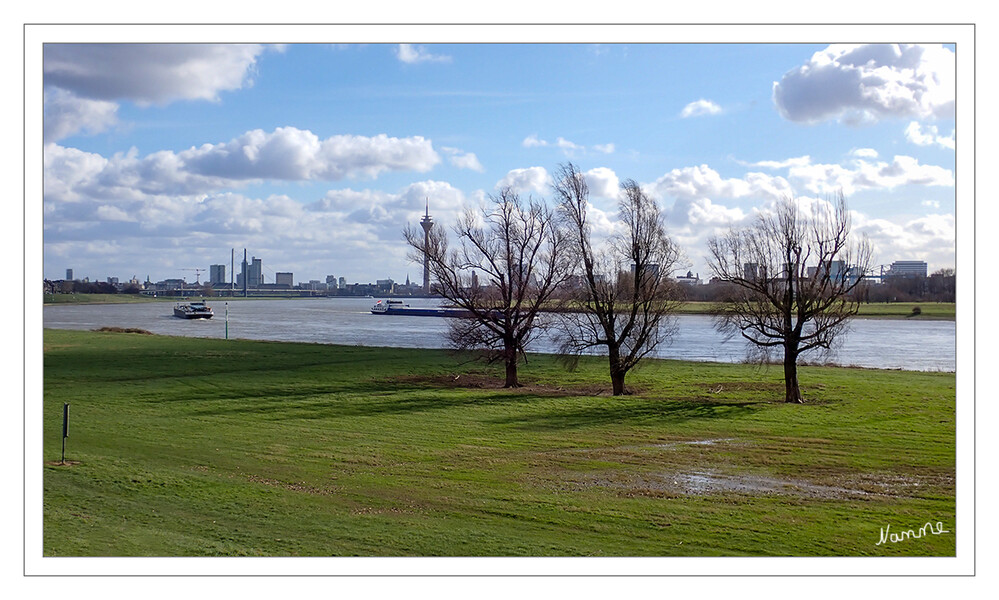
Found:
876,521 -> 949,546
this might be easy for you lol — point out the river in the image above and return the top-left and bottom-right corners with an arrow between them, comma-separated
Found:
42,297 -> 956,372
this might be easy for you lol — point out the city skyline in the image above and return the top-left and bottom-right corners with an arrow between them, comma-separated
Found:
37,28 -> 965,285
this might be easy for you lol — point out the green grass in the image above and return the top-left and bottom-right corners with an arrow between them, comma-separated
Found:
42,328 -> 956,557
677,301 -> 955,319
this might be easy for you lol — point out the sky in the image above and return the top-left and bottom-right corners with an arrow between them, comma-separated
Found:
40,39 -> 959,286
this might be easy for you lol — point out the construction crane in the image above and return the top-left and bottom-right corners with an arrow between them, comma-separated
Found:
180,268 -> 206,284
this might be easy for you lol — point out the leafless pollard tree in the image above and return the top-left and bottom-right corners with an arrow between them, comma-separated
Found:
404,188 -> 572,388
552,163 -> 683,396
706,193 -> 873,403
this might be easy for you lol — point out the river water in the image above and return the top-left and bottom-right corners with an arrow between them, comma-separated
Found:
42,297 -> 956,372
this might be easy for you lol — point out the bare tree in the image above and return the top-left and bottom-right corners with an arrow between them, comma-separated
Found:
706,193 -> 873,403
553,163 -> 682,396
404,188 -> 572,387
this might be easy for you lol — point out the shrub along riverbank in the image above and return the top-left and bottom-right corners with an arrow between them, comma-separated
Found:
42,328 -> 955,557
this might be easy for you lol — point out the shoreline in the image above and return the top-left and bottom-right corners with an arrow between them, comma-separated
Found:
42,294 -> 957,320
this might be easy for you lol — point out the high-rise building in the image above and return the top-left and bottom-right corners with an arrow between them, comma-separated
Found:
420,199 -> 434,294
887,261 -> 928,278
326,275 -> 338,289
66,268 -> 74,281
275,272 -> 293,287
240,255 -> 263,288
210,264 -> 226,286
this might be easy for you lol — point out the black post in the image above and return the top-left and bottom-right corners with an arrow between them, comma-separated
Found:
61,403 -> 69,464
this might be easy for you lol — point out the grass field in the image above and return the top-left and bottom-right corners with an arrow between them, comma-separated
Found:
42,328 -> 956,557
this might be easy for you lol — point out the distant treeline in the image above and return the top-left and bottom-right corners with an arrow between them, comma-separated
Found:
680,271 -> 955,304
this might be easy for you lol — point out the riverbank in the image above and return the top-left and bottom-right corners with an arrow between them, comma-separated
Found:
42,329 -> 955,558
42,293 -> 957,320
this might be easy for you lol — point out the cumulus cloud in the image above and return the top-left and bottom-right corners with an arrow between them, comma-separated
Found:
44,44 -> 270,104
582,167 -> 621,199
44,128 -> 441,205
855,213 -> 954,267
649,164 -> 792,202
680,99 -> 722,118
180,128 -> 440,182
496,167 -> 550,194
441,147 -> 485,172
395,44 -> 452,64
905,121 -> 955,150
772,44 -> 955,124
42,44 -> 275,143
737,152 -> 953,196
786,154 -> 953,195
43,87 -> 119,143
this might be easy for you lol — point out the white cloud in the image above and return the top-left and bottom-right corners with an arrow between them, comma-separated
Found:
680,99 -> 722,118
496,167 -> 550,194
395,44 -> 452,64
739,153 -> 953,196
772,44 -> 955,124
43,88 -> 119,143
43,44 -> 271,104
850,148 -> 880,159
744,155 -> 812,170
787,154 -> 953,195
42,44 -> 276,143
441,147 -> 485,172
905,121 -> 956,150
582,167 -> 620,199
649,164 -> 791,202
522,134 -> 548,148
47,128 -> 440,194
521,134 -> 615,157
855,213 -> 954,268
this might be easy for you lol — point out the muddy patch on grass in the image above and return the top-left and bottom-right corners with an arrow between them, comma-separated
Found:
563,468 -> 943,500
649,438 -> 740,449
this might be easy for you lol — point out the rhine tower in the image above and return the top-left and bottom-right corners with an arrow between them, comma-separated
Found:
420,199 -> 434,294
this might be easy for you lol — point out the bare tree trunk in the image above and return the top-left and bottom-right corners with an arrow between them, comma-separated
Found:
610,370 -> 626,396
783,342 -> 803,403
504,357 -> 519,388
608,344 -> 626,396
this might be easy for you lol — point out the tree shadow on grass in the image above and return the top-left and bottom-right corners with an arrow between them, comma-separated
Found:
134,372 -> 768,429
487,397 -> 766,431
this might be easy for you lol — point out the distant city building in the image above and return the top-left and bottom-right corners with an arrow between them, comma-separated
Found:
107,276 -> 119,286
338,276 -> 346,289
887,260 -> 928,278
743,262 -> 758,281
326,275 -> 338,289
275,272 -> 294,287
239,256 -> 264,287
676,271 -> 701,286
631,263 -> 661,282
210,264 -> 226,286
66,268 -> 73,281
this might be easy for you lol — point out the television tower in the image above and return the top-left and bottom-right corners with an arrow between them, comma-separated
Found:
420,198 -> 434,294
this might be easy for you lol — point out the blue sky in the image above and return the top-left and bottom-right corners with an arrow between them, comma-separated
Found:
41,40 -> 958,285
